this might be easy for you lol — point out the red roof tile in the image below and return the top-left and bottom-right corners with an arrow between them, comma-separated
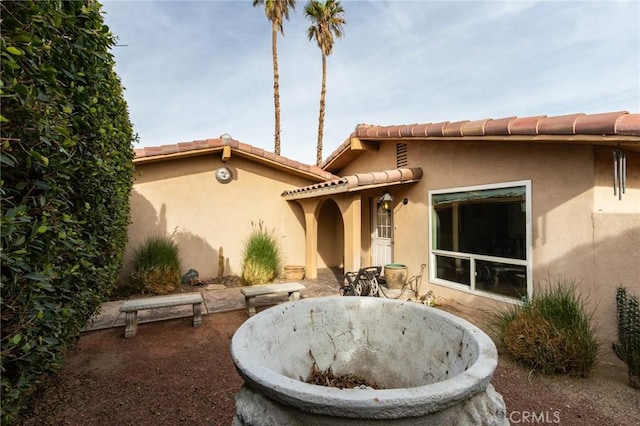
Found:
411,123 -> 429,137
485,117 -> 516,135
282,167 -> 423,199
538,113 -> 585,134
427,122 -> 448,137
322,111 -> 639,169
347,112 -> 639,141
134,136 -> 335,181
617,113 -> 640,136
510,115 -> 546,135
387,125 -> 403,138
575,111 -> 629,135
462,119 -> 490,136
399,125 -> 415,137
444,120 -> 469,137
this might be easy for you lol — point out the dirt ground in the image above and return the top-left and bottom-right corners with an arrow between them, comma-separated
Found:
18,308 -> 640,426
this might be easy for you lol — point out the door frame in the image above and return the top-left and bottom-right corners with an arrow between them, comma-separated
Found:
371,198 -> 393,266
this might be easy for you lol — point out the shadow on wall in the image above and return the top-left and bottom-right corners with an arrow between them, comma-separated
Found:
121,189 -> 218,284
173,230 -> 219,278
534,220 -> 640,363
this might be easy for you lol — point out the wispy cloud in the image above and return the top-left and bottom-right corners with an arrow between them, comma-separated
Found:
102,0 -> 640,165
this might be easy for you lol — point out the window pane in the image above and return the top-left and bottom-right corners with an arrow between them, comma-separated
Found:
377,206 -> 392,239
433,186 -> 525,260
459,200 -> 525,259
434,205 -> 453,251
475,260 -> 527,299
435,255 -> 470,287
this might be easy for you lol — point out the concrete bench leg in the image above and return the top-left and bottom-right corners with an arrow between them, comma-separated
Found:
288,291 -> 300,301
124,311 -> 138,339
192,302 -> 202,327
245,296 -> 257,317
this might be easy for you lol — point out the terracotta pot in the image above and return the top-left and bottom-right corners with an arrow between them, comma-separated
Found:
384,263 -> 407,289
283,265 -> 305,281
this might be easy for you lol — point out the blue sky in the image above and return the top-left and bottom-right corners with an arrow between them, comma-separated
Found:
101,0 -> 640,165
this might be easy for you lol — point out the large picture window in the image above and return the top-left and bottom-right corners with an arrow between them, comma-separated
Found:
429,181 -> 531,301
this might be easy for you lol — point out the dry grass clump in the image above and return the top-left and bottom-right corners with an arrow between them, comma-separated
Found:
491,280 -> 600,377
128,235 -> 181,295
241,220 -> 281,285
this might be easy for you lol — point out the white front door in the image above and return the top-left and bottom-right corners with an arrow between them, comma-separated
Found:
372,201 -> 393,266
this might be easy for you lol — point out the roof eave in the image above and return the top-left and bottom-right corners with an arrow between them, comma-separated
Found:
282,178 -> 422,201
321,112 -> 640,172
322,133 -> 640,174
134,146 -> 337,182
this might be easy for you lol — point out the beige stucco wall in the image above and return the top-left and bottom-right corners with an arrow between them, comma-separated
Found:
123,153 -> 322,282
317,200 -> 344,268
339,141 -> 640,361
124,141 -> 638,361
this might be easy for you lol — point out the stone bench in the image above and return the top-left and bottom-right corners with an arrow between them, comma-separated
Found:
240,282 -> 305,317
119,293 -> 203,338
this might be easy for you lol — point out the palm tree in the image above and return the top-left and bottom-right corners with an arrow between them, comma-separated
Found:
253,0 -> 297,156
304,0 -> 345,165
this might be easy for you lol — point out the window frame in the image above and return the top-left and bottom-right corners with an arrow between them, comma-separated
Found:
428,180 -> 532,304
375,202 -> 393,240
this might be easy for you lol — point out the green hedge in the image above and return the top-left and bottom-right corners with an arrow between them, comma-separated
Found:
1,1 -> 135,421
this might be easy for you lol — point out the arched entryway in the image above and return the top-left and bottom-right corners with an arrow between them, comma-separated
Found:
282,167 -> 423,279
317,199 -> 345,271
292,194 -> 362,279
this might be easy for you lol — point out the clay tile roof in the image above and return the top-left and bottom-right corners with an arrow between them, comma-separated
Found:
384,169 -> 403,181
485,117 -> 516,135
321,111 -> 639,170
462,119 -> 490,136
365,126 -> 379,138
411,123 -> 429,137
134,137 -> 335,181
510,115 -> 547,135
354,172 -> 375,186
574,111 -> 629,135
369,171 -> 389,184
538,113 -> 585,134
349,111 -> 639,140
427,122 -> 448,137
443,120 -> 469,137
282,167 -> 423,199
399,125 -> 415,137
617,113 -> 640,136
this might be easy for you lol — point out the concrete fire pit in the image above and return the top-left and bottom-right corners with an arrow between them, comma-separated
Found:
231,296 -> 507,425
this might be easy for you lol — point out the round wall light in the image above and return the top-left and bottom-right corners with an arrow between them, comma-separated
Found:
215,166 -> 233,184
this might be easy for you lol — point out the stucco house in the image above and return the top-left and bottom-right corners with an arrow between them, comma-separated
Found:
127,110 -> 639,359
128,137 -> 336,281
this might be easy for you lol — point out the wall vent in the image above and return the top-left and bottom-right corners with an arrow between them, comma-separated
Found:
396,143 -> 408,168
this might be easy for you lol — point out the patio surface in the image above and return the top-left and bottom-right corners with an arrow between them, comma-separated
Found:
82,268 -> 411,333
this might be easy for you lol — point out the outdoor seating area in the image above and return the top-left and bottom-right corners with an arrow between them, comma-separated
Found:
84,266 -> 420,338
119,293 -> 204,338
240,282 -> 306,316
82,269 -> 344,334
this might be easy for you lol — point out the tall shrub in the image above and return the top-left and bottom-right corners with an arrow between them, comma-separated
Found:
1,1 -> 135,421
241,220 -> 281,285
129,235 -> 182,295
490,280 -> 600,377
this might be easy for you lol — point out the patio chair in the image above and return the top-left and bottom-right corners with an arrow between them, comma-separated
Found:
341,266 -> 382,297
